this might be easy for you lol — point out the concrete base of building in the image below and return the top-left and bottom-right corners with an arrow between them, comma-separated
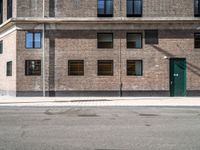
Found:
0,90 -> 16,96
187,90 -> 200,96
1,89 -> 197,97
122,91 -> 170,97
13,90 -> 200,97
17,91 -> 120,97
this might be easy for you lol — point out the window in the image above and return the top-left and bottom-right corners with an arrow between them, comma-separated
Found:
127,33 -> 142,48
68,60 -> 84,76
0,41 -> 2,54
194,33 -> 200,48
195,0 -> 200,17
127,60 -> 143,76
7,0 -> 12,19
127,0 -> 142,17
0,0 -> 3,24
97,0 -> 113,17
145,30 -> 159,44
98,60 -> 113,76
25,60 -> 41,76
97,33 -> 113,48
25,32 -> 42,49
6,61 -> 12,76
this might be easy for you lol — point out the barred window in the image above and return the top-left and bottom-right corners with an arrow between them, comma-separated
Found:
98,60 -> 113,76
127,60 -> 143,76
68,60 -> 84,76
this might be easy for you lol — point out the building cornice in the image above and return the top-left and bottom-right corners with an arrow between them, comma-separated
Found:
0,18 -> 15,32
7,17 -> 200,24
1,17 -> 200,33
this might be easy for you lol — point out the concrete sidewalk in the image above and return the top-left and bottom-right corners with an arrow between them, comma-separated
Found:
0,96 -> 200,106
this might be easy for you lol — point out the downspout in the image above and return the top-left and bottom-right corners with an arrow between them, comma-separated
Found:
119,0 -> 122,97
42,0 -> 45,97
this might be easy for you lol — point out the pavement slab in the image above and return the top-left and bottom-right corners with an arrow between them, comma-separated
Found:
0,97 -> 200,107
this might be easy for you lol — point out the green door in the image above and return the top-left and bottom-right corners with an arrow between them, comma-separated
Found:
170,58 -> 186,96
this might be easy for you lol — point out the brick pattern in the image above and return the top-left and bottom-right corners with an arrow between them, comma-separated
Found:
143,0 -> 193,17
0,0 -> 199,96
17,0 -> 43,17
16,30 -> 43,91
16,0 -> 194,18
15,29 -> 200,92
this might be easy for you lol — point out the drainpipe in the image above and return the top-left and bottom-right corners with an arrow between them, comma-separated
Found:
119,35 -> 122,97
42,0 -> 45,97
119,0 -> 122,97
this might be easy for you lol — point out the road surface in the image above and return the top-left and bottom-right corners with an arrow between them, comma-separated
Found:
0,106 -> 200,150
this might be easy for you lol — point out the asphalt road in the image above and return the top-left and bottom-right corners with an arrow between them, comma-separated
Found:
0,107 -> 200,150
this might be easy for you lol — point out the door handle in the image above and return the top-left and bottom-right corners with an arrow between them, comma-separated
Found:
174,74 -> 179,77
170,81 -> 173,85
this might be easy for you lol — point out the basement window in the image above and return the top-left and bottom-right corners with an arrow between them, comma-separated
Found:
97,0 -> 113,17
127,60 -> 143,76
0,41 -> 3,54
195,0 -> 200,17
68,60 -> 84,76
6,61 -> 12,76
194,33 -> 200,48
25,60 -> 41,76
127,0 -> 142,17
145,30 -> 159,44
97,33 -> 113,48
127,33 -> 142,48
25,32 -> 42,49
98,60 -> 113,76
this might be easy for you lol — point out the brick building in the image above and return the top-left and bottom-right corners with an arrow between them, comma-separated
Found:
0,0 -> 200,97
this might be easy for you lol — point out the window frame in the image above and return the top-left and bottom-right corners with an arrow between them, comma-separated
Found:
0,40 -> 3,54
0,0 -> 3,24
68,60 -> 84,76
194,33 -> 200,48
97,33 -> 113,49
97,60 -> 114,76
126,33 -> 143,49
145,30 -> 159,45
25,32 -> 42,49
7,0 -> 12,19
127,60 -> 143,76
127,0 -> 142,17
195,0 -> 200,17
6,61 -> 12,76
97,0 -> 113,17
25,60 -> 41,76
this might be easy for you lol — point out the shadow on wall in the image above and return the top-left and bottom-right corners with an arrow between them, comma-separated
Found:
48,33 -> 55,96
151,45 -> 200,77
